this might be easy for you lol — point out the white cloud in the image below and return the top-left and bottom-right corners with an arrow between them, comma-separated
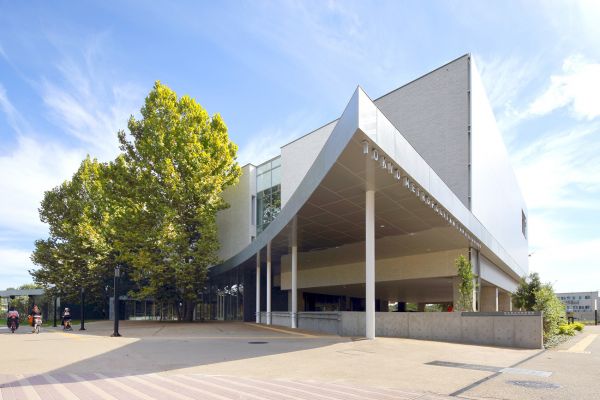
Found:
237,112 -> 326,166
0,83 -> 27,135
0,135 -> 84,235
530,237 -> 600,293
41,54 -> 142,161
0,247 -> 35,288
526,55 -> 600,120
512,122 -> 600,210
0,38 -> 144,288
476,54 -> 538,111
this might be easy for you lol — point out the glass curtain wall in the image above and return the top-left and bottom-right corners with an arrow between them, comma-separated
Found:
256,157 -> 281,233
208,267 -> 244,321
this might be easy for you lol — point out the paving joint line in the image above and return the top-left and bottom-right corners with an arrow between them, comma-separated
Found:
448,349 -> 546,397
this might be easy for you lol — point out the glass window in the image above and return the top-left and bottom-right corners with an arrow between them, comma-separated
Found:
271,157 -> 281,168
256,161 -> 271,175
256,171 -> 271,192
251,195 -> 256,226
271,166 -> 281,186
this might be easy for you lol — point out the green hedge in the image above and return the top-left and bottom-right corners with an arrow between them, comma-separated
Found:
558,324 -> 576,336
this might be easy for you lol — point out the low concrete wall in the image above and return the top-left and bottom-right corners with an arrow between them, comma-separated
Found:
260,311 -> 542,349
298,312 -> 340,335
340,311 -> 542,349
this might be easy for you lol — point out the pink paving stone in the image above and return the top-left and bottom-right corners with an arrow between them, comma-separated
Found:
323,381 -> 423,399
214,377 -> 345,400
72,373 -> 147,400
221,375 -> 347,400
185,374 -> 298,400
273,379 -> 386,400
112,374 -> 178,399
45,373 -> 106,400
1,375 -> 28,400
170,375 -> 239,399
26,374 -> 67,400
138,374 -> 230,400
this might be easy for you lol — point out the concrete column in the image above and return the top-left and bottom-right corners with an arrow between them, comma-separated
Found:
255,252 -> 261,323
417,303 -> 426,312
481,286 -> 499,312
291,216 -> 298,329
266,241 -> 272,325
498,292 -> 513,311
365,189 -> 375,339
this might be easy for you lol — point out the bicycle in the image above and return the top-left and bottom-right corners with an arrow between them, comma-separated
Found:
33,316 -> 42,334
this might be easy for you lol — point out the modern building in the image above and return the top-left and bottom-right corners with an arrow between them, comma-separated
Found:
208,54 -> 529,338
557,291 -> 599,321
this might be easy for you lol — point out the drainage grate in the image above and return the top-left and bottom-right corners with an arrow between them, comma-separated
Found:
508,381 -> 561,390
247,341 -> 268,344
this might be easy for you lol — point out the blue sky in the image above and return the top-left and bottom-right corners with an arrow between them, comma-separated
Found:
0,0 -> 599,292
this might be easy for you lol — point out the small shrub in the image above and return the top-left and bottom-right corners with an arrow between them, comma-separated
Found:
533,284 -> 565,341
558,324 -> 576,336
572,322 -> 585,331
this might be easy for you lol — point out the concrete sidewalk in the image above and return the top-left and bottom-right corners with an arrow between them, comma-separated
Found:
0,320 -> 557,399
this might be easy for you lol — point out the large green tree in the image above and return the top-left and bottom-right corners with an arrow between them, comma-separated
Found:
31,81 -> 239,322
115,81 -> 240,320
31,157 -> 116,309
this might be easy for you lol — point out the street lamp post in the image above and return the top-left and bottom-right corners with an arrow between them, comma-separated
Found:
48,284 -> 57,328
112,266 -> 121,337
53,296 -> 58,327
80,287 -> 86,330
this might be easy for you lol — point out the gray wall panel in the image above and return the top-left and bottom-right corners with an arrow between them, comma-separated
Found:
375,55 -> 470,207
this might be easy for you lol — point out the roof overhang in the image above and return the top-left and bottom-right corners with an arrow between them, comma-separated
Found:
210,88 -> 526,282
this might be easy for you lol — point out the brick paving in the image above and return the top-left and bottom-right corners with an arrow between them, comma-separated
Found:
0,372 -> 453,400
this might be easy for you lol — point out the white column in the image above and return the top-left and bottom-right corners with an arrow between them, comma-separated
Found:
255,252 -> 261,323
266,241 -> 272,325
291,216 -> 298,329
365,189 -> 376,339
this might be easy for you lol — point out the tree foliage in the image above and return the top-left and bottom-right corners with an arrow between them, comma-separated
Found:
533,283 -> 565,341
455,255 -> 476,312
30,82 -> 240,321
31,157 -> 115,305
513,272 -> 542,311
116,82 -> 240,320
513,273 -> 564,341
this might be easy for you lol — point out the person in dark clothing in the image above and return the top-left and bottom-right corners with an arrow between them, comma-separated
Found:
7,306 -> 19,332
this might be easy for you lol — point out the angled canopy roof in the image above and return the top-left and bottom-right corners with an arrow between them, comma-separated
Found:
210,88 -> 526,281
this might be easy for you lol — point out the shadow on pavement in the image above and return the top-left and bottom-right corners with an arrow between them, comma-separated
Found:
1,320 -> 347,388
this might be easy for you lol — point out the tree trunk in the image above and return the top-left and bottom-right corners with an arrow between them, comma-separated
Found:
175,301 -> 182,321
184,300 -> 195,322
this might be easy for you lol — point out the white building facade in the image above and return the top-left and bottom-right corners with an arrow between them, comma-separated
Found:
557,291 -> 599,321
208,54 -> 529,338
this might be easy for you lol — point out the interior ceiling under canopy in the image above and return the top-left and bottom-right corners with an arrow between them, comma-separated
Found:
244,131 -> 470,269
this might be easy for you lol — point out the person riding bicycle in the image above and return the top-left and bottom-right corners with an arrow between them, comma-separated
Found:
29,304 -> 42,333
62,307 -> 72,330
6,307 -> 19,331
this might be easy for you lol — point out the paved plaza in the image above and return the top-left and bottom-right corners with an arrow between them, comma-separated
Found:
1,321 -> 599,399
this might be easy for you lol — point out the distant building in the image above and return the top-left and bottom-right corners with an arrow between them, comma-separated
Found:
556,291 -> 599,321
